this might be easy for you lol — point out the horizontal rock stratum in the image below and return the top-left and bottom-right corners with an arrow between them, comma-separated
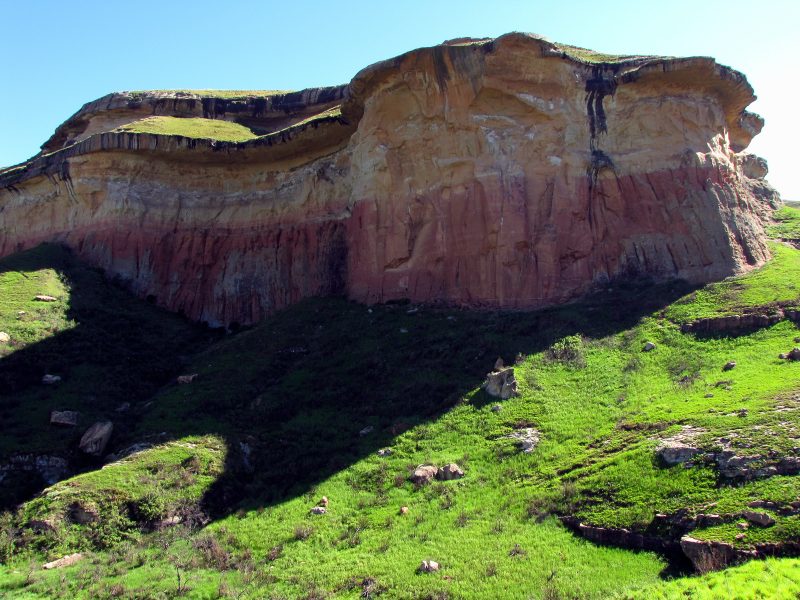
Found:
0,33 -> 781,326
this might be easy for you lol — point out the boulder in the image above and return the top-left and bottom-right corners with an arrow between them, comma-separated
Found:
656,441 -> 701,466
410,465 -> 438,485
787,348 -> 800,361
310,506 -> 326,515
41,374 -> 61,385
34,295 -> 57,302
79,421 -> 114,456
643,342 -> 656,352
177,373 -> 198,384
483,367 -> 519,399
741,511 -> 775,527
0,332 -> 10,343
418,560 -> 440,573
50,410 -> 79,427
318,496 -> 329,507
377,448 -> 392,457
680,536 -> 739,573
43,553 -> 83,570
723,361 -> 737,371
491,404 -> 502,412
399,506 -> 409,515
436,463 -> 464,481
359,425 -> 374,436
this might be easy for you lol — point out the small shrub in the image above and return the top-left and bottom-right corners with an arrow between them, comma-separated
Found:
509,543 -> 527,557
293,524 -> 314,541
455,511 -> 469,528
485,562 -> 498,577
193,535 -> 231,570
267,544 -> 283,561
546,335 -> 586,367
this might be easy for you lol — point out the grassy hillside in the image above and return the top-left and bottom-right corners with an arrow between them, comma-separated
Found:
0,207 -> 799,598
0,244 -> 217,507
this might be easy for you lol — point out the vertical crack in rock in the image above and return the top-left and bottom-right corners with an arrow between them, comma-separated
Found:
585,66 -> 619,198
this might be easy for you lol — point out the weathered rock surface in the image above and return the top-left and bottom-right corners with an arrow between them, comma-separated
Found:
483,366 -> 519,399
410,464 -> 439,485
418,560 -> 440,573
507,427 -> 541,453
50,410 -> 79,427
0,34 -> 780,326
0,454 -> 68,486
436,462 -> 465,480
79,421 -> 114,456
43,553 -> 84,570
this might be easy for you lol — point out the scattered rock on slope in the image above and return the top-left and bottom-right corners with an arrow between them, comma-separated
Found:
410,465 -> 438,485
483,366 -> 519,399
79,421 -> 114,456
436,463 -> 465,481
43,553 -> 84,570
50,410 -> 79,427
507,428 -> 541,453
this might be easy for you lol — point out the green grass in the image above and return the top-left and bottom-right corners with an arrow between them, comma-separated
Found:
0,244 -> 215,507
622,558 -> 800,599
554,43 -> 658,64
0,245 -> 73,355
666,242 -> 800,322
116,117 -> 259,142
128,90 -> 293,99
767,205 -> 800,241
1,241 -> 799,598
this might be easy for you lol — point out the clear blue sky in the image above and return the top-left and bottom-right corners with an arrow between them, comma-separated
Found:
2,0 -> 797,198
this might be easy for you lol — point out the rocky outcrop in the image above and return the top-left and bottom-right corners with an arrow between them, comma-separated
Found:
0,34 -> 781,326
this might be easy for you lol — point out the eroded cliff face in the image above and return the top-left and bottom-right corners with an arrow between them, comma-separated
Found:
0,33 -> 781,326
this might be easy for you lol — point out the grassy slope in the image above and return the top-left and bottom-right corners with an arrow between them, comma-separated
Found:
116,117 -> 259,142
0,207 -> 799,598
0,245 -> 216,507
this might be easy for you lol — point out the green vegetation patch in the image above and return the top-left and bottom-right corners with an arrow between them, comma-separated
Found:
128,89 -> 293,99
2,242 -> 800,598
767,205 -> 800,241
0,244 -> 214,507
622,557 -> 800,599
18,436 -> 225,557
0,245 -> 73,356
554,43 -> 658,64
116,117 -> 258,142
666,242 -> 800,322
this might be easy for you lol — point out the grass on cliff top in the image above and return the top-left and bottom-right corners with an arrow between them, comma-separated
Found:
2,240 -> 800,598
127,90 -> 293,99
115,117 -> 259,142
554,43 -> 658,64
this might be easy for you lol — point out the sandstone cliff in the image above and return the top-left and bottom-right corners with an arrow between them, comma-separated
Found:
0,33 -> 781,326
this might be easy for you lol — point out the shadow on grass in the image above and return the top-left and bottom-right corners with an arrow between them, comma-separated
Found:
1,243 -> 697,566
0,244 -> 220,508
